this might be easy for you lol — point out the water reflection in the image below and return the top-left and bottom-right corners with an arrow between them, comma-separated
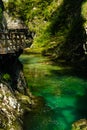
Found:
20,54 -> 87,130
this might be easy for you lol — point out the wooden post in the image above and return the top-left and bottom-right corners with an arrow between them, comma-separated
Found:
4,33 -> 8,53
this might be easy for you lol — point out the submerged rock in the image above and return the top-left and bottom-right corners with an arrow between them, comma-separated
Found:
72,119 -> 87,130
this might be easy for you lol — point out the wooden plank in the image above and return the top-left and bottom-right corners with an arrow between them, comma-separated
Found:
0,29 -> 32,54
0,48 -> 8,54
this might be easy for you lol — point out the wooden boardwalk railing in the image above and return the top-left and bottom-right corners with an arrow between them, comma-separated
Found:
0,29 -> 33,54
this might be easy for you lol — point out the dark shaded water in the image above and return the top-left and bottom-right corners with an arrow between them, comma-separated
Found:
20,54 -> 87,130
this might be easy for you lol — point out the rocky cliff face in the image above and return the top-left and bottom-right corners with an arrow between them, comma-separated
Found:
0,81 -> 23,130
0,1 -> 39,129
0,57 -> 39,130
0,81 -> 38,130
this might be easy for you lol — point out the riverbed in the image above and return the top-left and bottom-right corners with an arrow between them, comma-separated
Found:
19,54 -> 87,130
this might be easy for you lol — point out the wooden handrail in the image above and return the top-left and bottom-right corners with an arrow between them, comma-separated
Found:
0,29 -> 33,54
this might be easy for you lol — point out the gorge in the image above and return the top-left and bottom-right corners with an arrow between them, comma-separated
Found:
1,0 -> 87,130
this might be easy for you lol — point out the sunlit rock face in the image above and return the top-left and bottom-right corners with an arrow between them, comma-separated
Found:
0,76 -> 38,130
0,81 -> 23,130
3,11 -> 27,29
1,0 -> 27,31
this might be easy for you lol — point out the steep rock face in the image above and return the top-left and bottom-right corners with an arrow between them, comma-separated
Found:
0,0 -> 28,31
0,57 -> 39,130
3,11 -> 27,30
0,80 -> 37,130
0,81 -> 23,130
0,1 -> 40,130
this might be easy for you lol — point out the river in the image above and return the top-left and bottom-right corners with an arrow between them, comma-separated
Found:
19,54 -> 87,130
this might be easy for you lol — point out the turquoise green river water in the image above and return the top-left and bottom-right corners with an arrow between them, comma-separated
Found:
19,54 -> 87,130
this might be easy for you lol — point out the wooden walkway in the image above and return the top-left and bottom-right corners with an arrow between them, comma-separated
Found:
0,29 -> 33,54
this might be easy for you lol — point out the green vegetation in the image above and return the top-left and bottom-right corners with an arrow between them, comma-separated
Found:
6,0 -> 87,62
2,73 -> 11,82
